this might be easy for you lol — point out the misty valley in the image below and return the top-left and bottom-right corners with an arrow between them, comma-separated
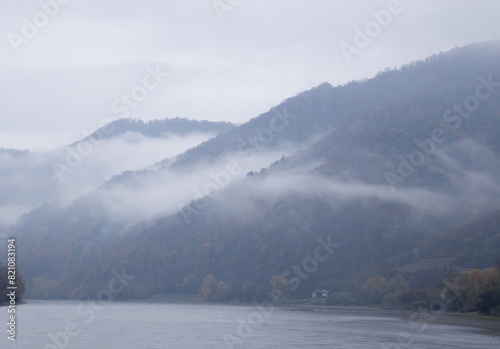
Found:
2,41 -> 500,348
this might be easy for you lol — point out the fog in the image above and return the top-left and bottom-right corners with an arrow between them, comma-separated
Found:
57,135 -> 500,234
2,1 -> 500,151
2,3 -> 500,347
0,130 -> 215,225
97,149 -> 292,226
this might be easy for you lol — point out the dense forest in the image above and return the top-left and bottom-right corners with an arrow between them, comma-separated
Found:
5,41 -> 500,317
82,117 -> 235,142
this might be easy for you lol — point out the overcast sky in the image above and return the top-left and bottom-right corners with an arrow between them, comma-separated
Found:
0,0 -> 499,151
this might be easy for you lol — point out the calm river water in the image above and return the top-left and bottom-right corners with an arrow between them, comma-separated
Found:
1,301 -> 498,348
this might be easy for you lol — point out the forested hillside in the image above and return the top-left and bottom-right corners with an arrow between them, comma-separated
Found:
5,41 -> 500,315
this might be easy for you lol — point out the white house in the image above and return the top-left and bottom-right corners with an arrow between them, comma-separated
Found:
312,289 -> 328,299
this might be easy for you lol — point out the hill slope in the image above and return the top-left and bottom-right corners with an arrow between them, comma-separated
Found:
6,41 -> 500,303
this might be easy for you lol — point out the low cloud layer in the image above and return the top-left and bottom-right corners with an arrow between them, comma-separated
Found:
0,131 -> 215,225
79,138 -> 500,232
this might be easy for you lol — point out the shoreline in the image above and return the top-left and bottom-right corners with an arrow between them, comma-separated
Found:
397,310 -> 500,337
278,303 -> 500,337
140,296 -> 500,336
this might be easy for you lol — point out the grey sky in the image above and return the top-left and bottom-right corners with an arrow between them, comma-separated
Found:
0,0 -> 498,151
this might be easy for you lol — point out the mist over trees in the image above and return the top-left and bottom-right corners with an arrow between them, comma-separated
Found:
4,41 -> 500,316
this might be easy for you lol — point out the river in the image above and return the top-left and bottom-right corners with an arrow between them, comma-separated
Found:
1,301 -> 498,348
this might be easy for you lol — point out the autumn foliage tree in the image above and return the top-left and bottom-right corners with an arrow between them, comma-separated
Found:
200,274 -> 217,301
447,267 -> 500,315
476,269 -> 500,315
269,275 -> 289,296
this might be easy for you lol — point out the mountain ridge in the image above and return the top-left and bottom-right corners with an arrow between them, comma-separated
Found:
4,41 -> 500,305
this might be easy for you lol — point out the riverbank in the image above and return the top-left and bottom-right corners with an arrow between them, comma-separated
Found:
278,303 -> 500,337
400,311 -> 500,337
140,294 -> 499,336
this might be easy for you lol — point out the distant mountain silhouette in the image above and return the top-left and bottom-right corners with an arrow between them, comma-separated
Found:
80,117 -> 235,144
